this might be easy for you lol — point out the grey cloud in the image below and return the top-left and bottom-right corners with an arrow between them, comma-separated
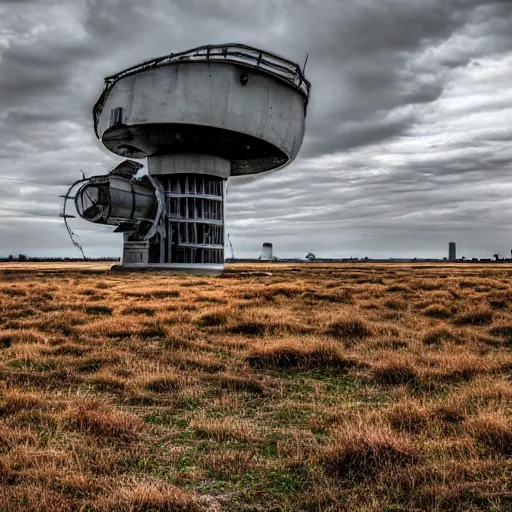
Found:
303,111 -> 415,156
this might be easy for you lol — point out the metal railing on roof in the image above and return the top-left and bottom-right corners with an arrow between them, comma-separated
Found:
93,43 -> 311,138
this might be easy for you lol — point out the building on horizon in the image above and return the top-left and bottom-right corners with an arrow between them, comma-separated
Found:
449,242 -> 456,261
261,243 -> 273,261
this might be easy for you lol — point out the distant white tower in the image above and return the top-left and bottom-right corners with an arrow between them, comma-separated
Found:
261,242 -> 273,261
449,242 -> 456,261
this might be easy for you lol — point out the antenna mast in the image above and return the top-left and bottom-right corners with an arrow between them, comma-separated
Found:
302,53 -> 309,74
227,234 -> 235,260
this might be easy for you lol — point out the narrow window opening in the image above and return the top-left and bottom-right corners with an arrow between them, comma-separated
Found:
110,107 -> 123,127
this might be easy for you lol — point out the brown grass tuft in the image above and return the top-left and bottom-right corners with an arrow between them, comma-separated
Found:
488,323 -> 512,339
190,416 -> 261,443
454,305 -> 494,326
305,288 -> 353,304
99,479 -> 198,512
1,286 -> 27,297
67,400 -> 145,441
0,390 -> 44,416
84,304 -> 113,316
423,304 -> 452,319
467,413 -> 512,455
422,324 -> 457,345
199,449 -> 255,478
489,299 -> 508,310
197,310 -> 229,327
78,318 -> 144,338
372,359 -> 418,386
229,317 -> 307,336
45,343 -> 90,357
247,340 -> 352,371
434,405 -> 465,426
122,306 -> 156,316
0,332 -> 14,348
386,284 -> 411,293
145,375 -> 183,393
87,373 -> 127,393
322,426 -> 418,480
424,352 -> 495,384
0,328 -> 49,345
388,402 -> 429,433
208,373 -> 265,394
74,355 -> 119,373
327,314 -> 374,339
383,298 -> 408,311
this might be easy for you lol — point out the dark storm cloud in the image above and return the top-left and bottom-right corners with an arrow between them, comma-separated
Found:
291,0 -> 512,158
305,111 -> 416,155
0,0 -> 512,258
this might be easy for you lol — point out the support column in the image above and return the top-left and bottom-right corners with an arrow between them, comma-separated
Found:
121,154 -> 229,274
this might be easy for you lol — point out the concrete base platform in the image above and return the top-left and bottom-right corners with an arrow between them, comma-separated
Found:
111,263 -> 224,276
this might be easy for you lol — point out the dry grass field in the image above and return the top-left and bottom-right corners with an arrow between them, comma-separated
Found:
0,262 -> 511,512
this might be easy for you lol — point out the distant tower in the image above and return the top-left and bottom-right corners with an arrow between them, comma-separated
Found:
261,243 -> 273,261
449,242 -> 456,261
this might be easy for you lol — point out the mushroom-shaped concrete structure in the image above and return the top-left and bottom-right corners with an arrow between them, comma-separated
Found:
74,44 -> 310,272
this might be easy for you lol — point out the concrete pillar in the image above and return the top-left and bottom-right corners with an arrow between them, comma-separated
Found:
121,154 -> 230,274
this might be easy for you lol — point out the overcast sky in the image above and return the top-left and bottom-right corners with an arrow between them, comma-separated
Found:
1,0 -> 511,259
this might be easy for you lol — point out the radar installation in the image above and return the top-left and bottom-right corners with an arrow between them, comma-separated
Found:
62,44 -> 311,273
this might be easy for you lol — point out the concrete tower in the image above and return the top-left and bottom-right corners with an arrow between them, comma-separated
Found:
449,242 -> 456,261
261,243 -> 273,261
66,44 -> 310,273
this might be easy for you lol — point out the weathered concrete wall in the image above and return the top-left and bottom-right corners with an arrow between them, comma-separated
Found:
97,62 -> 306,173
261,243 -> 273,261
148,154 -> 230,179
